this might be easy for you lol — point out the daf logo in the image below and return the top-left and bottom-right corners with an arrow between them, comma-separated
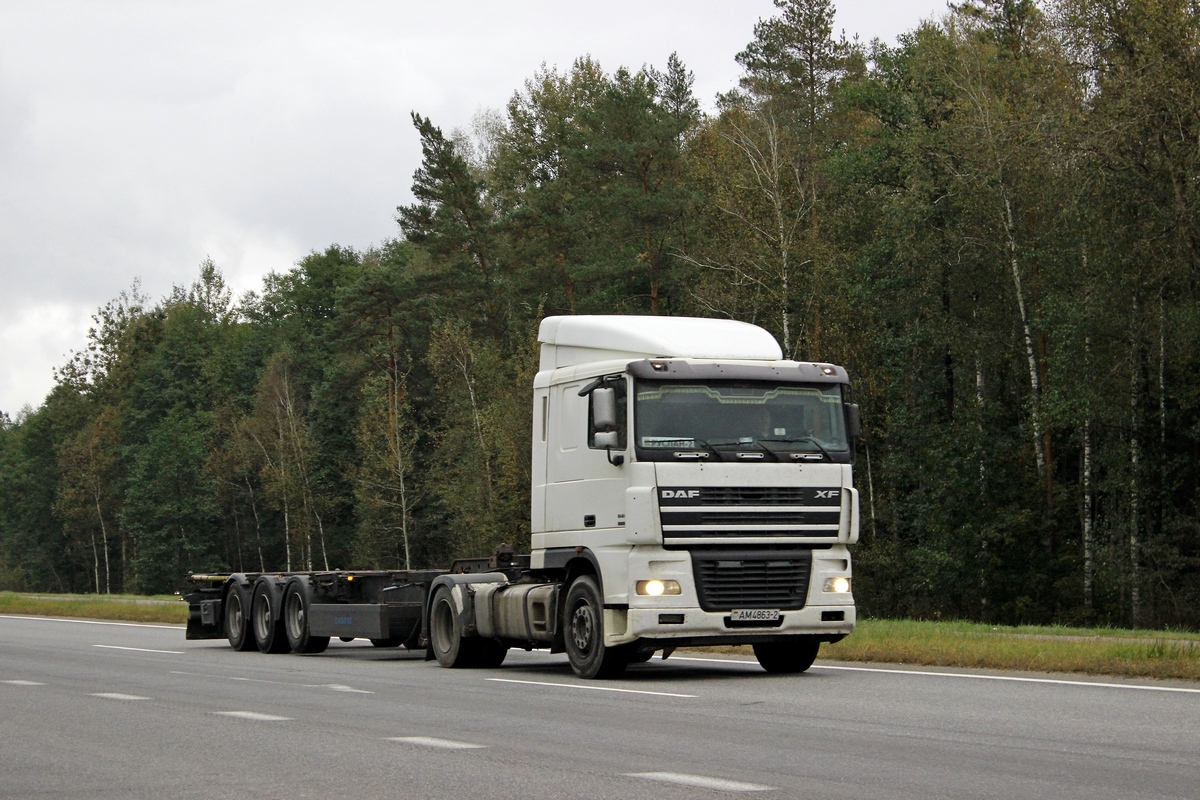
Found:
815,490 -> 839,499
661,489 -> 700,499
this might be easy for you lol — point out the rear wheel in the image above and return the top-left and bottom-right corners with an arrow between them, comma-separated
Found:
753,637 -> 820,674
283,583 -> 329,654
563,576 -> 628,679
251,582 -> 289,654
429,586 -> 475,668
224,583 -> 255,652
477,640 -> 508,668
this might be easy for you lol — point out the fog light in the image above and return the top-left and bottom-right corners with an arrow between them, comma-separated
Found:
823,576 -> 851,593
636,579 -> 681,596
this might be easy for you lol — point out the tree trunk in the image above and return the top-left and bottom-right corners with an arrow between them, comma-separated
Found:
1082,417 -> 1094,612
1002,193 -> 1047,479
1129,295 -> 1142,626
94,492 -> 110,594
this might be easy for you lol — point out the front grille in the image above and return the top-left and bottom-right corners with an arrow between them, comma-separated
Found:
659,486 -> 842,540
662,510 -> 841,526
691,549 -> 812,611
659,487 -> 840,507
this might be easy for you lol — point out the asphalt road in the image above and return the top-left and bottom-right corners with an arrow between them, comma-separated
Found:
2,614 -> 1198,799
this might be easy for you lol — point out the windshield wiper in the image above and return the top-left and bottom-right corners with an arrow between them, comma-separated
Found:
672,438 -> 724,461
705,437 -> 781,462
760,436 -> 833,462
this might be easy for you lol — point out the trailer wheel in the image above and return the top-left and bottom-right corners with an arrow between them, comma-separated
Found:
251,582 -> 289,654
752,637 -> 820,674
563,576 -> 628,679
224,583 -> 255,652
283,583 -> 330,655
430,586 -> 491,668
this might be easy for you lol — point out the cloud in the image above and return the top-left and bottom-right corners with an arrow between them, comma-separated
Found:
0,301 -> 92,416
0,0 -> 943,412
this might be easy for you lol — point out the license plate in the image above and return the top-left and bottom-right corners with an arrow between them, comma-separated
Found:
730,609 -> 780,622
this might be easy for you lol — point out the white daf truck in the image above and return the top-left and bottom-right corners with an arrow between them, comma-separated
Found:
185,315 -> 859,678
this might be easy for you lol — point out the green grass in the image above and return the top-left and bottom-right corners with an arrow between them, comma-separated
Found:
823,618 -> 1200,682
709,618 -> 1200,682
4,593 -> 1198,682
0,591 -> 188,624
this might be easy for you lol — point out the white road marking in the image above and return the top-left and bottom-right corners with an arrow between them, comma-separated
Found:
670,656 -> 1200,695
487,677 -> 696,698
213,711 -> 292,721
1,615 -> 180,630
815,664 -> 1200,695
93,644 -> 183,654
170,671 -> 373,694
91,692 -> 150,700
627,771 -> 773,792
3,680 -> 46,686
387,736 -> 486,750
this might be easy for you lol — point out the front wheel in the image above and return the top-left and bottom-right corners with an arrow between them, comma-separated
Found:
283,583 -> 329,654
753,637 -> 820,674
563,576 -> 628,679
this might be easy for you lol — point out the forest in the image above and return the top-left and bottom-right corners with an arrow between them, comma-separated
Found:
2,0 -> 1198,629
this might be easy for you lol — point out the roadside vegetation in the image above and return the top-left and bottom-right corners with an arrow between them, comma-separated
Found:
0,591 -> 186,625
4,591 -> 1197,682
820,619 -> 1200,683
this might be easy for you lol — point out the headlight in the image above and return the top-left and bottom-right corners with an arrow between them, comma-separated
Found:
635,579 -> 682,596
823,576 -> 851,593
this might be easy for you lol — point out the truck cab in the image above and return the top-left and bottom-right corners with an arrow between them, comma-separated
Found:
527,315 -> 858,676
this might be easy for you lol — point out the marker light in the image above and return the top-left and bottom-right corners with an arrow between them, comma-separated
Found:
823,576 -> 851,593
636,579 -> 682,596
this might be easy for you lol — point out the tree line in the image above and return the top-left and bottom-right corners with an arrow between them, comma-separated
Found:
2,0 -> 1198,629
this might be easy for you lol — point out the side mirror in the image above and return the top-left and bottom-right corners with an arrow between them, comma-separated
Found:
592,387 -> 618,432
594,431 -> 619,449
845,403 -> 861,440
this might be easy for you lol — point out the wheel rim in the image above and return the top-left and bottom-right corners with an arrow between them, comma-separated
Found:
570,602 -> 596,655
285,592 -> 304,640
254,594 -> 271,642
227,594 -> 244,640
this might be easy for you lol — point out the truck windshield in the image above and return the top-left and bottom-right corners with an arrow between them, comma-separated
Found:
633,380 -> 850,462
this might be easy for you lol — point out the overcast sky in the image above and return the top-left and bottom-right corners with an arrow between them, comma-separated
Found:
0,0 -> 948,416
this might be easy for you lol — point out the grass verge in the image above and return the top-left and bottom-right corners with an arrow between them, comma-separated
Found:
0,591 -> 188,624
3,593 -> 1197,682
830,618 -> 1200,682
727,618 -> 1200,682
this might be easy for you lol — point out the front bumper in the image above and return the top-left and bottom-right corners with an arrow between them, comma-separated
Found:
621,602 -> 854,645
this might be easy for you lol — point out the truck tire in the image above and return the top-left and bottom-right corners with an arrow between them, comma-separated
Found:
429,586 -> 479,668
628,649 -> 655,664
753,637 -> 820,673
477,640 -> 508,668
563,576 -> 628,679
251,581 -> 289,654
224,583 -> 255,652
283,582 -> 330,654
